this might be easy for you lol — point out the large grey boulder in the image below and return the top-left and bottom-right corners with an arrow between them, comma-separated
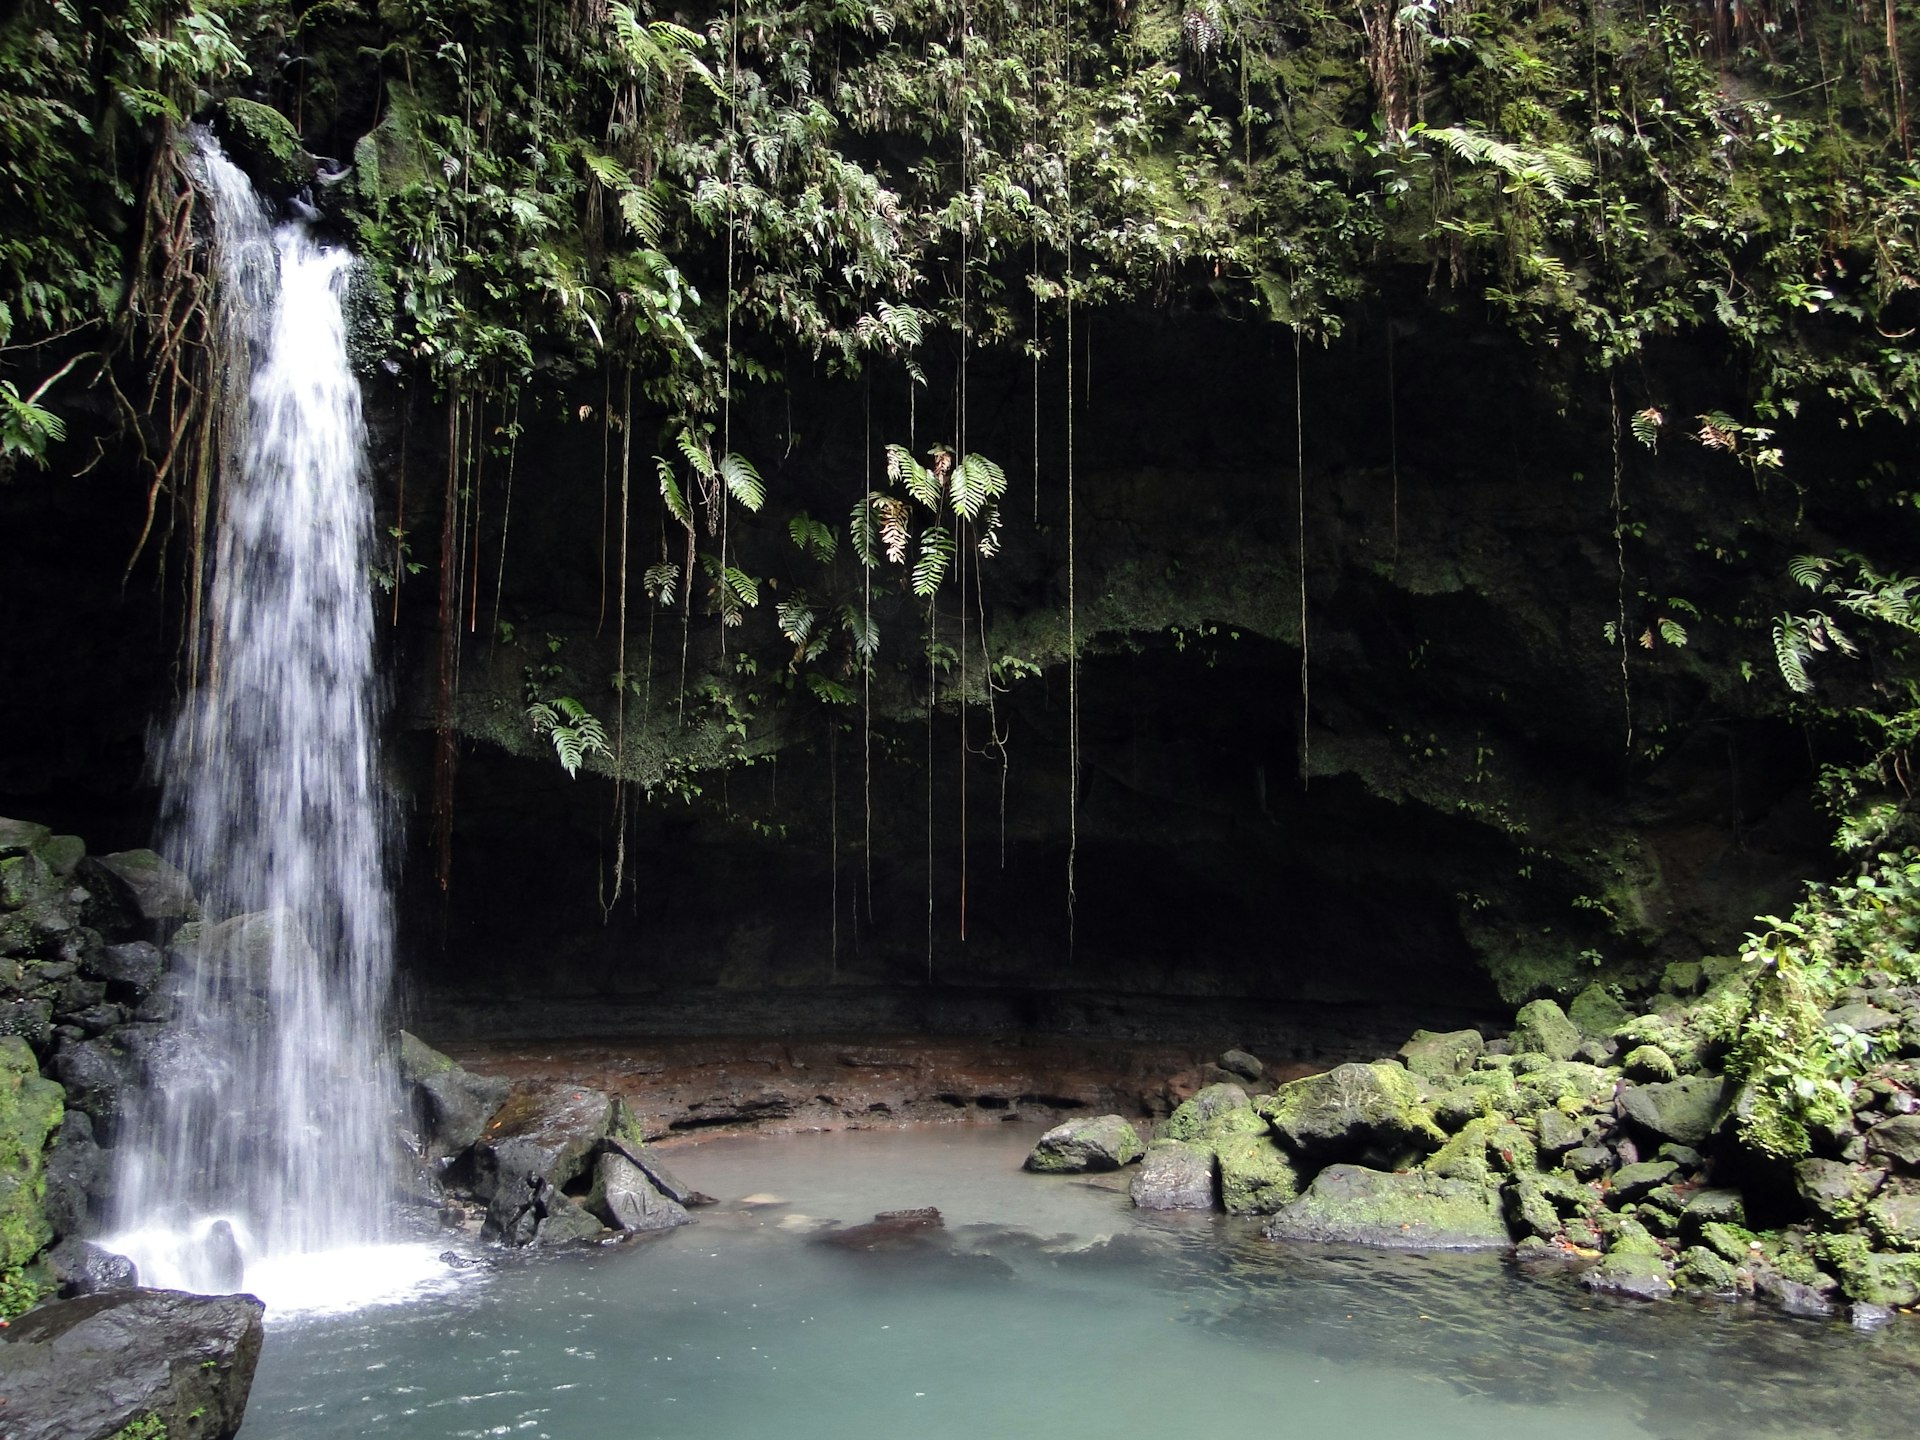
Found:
1129,1139 -> 1215,1210
466,1083 -> 618,1201
0,1288 -> 264,1440
1023,1115 -> 1144,1173
1262,1164 -> 1511,1250
1618,1074 -> 1726,1146
80,850 -> 197,929
1511,999 -> 1583,1061
1866,1114 -> 1920,1168
1160,1083 -> 1250,1142
398,1031 -> 511,1160
587,1151 -> 693,1233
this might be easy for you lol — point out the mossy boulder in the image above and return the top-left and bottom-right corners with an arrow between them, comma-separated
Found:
1810,1232 -> 1920,1306
1396,1028 -> 1484,1080
1024,1114 -> 1143,1173
1865,1191 -> 1920,1251
84,850 -> 196,929
0,819 -> 53,858
1422,1116 -> 1536,1187
1579,1248 -> 1674,1301
1621,1044 -> 1678,1083
1213,1133 -> 1303,1216
1,1034 -> 64,1275
1511,1061 -> 1615,1119
1864,1114 -> 1920,1168
1263,1163 -> 1511,1250
1793,1158 -> 1883,1225
215,97 -> 316,191
1567,984 -> 1632,1039
398,1031 -> 512,1160
1511,999 -> 1582,1061
1160,1082 -> 1250,1142
1256,1062 -> 1445,1166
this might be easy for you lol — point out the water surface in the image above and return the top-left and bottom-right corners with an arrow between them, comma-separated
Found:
238,1124 -> 1920,1439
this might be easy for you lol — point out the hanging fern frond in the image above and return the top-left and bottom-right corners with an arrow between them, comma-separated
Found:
776,599 -> 815,645
719,451 -> 766,511
1774,617 -> 1816,694
841,602 -> 880,658
911,524 -> 955,596
526,697 -> 612,778
951,451 -> 1007,520
656,456 -> 692,528
643,560 -> 680,606
886,443 -> 942,509
724,566 -> 760,609
849,495 -> 882,567
607,4 -> 724,99
875,494 -> 911,565
789,513 -> 837,563
1657,617 -> 1688,648
676,428 -> 716,480
1788,554 -> 1832,591
1629,407 -> 1663,451
976,500 -> 1002,557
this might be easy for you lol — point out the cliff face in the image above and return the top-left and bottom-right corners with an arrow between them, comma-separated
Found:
4,0 -> 1916,1033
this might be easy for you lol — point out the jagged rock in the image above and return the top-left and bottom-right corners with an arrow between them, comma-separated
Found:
587,1151 -> 692,1233
81,850 -> 197,929
1618,1074 -> 1725,1146
84,941 -> 164,1001
601,1130 -> 715,1208
1794,1158 -> 1884,1223
485,1171 -> 607,1247
468,1083 -> 618,1200
1129,1139 -> 1215,1210
1511,999 -> 1583,1061
399,1031 -> 512,1160
1866,1192 -> 1920,1250
1609,1159 -> 1680,1203
1,1033 -> 64,1270
1256,1062 -> 1444,1166
1263,1164 -> 1511,1250
534,1192 -> 610,1246
41,1109 -> 107,1238
1160,1082 -> 1249,1141
1397,1028 -> 1484,1080
0,852 -> 61,911
1213,1133 -> 1303,1216
1865,1113 -> 1920,1168
1024,1115 -> 1143,1173
48,1035 -> 136,1133
1579,1250 -> 1673,1301
0,1287 -> 264,1440
1217,1049 -> 1264,1083
46,1236 -> 137,1297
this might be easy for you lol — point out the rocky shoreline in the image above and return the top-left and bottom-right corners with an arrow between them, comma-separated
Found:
1024,968 -> 1920,1324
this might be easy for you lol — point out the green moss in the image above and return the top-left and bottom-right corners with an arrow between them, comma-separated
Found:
1213,1133 -> 1304,1216
0,1035 -> 62,1272
216,98 -> 313,190
106,1415 -> 168,1440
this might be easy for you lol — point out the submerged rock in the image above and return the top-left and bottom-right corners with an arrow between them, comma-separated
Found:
1024,1115 -> 1143,1173
1579,1249 -> 1674,1301
816,1207 -> 945,1249
1262,1164 -> 1511,1250
0,1287 -> 264,1440
1130,1139 -> 1215,1210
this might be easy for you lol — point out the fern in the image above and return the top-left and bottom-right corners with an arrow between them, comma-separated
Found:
776,600 -> 815,644
951,452 -> 1007,520
1426,124 -> 1592,201
724,566 -> 760,608
1788,555 -> 1831,591
911,525 -> 955,596
1657,617 -> 1688,648
719,451 -> 766,511
788,514 -> 837,563
841,602 -> 880,658
1629,407 -> 1663,451
849,495 -> 882,566
886,443 -> 942,509
655,456 -> 692,528
875,494 -> 911,564
526,697 -> 612,778
676,428 -> 716,480
1774,618 -> 1815,694
643,561 -> 680,605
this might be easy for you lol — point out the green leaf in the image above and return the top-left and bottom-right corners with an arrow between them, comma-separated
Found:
886,443 -> 941,509
951,452 -> 1007,520
911,525 -> 954,596
719,451 -> 765,511
655,456 -> 692,528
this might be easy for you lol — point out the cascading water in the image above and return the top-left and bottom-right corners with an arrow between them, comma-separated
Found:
108,135 -> 439,1314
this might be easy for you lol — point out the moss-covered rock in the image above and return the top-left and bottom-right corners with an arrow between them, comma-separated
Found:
1579,1248 -> 1674,1300
215,97 -> 316,192
1396,1029 -> 1484,1080
1130,1139 -> 1217,1211
1865,1191 -> 1920,1251
1256,1062 -> 1445,1165
1422,1115 -> 1536,1187
1024,1114 -> 1143,1173
1793,1158 -> 1883,1225
1511,1061 -> 1615,1119
1511,999 -> 1582,1061
1263,1163 -> 1511,1250
1,1034 -> 63,1289
1809,1231 -> 1920,1306
1620,1044 -> 1678,1082
1160,1082 -> 1250,1142
1213,1133 -> 1303,1216
1675,1244 -> 1742,1293
1567,984 -> 1632,1040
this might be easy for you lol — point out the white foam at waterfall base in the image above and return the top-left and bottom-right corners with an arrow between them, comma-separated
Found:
104,1217 -> 463,1321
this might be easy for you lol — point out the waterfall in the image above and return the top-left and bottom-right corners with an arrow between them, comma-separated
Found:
108,134 -> 423,1311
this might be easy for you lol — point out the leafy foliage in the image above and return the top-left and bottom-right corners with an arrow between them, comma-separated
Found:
526,695 -> 612,777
